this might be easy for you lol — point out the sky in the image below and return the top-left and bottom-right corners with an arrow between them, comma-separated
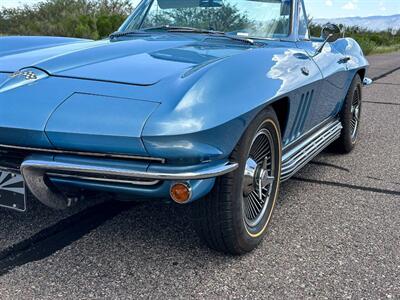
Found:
1,0 -> 400,19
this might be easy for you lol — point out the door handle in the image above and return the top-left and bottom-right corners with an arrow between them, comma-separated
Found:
301,67 -> 310,76
338,56 -> 351,64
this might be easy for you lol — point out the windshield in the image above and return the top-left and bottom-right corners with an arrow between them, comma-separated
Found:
122,0 -> 292,39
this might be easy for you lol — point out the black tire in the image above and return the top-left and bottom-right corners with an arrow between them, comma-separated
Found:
192,107 -> 282,255
331,74 -> 362,153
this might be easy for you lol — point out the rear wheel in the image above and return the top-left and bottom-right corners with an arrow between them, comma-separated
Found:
192,107 -> 282,254
331,74 -> 362,153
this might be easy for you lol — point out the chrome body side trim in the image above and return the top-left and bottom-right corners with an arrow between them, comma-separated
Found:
281,120 -> 343,181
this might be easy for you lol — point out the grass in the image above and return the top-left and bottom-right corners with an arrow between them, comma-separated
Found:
368,44 -> 400,55
309,23 -> 400,56
356,37 -> 400,55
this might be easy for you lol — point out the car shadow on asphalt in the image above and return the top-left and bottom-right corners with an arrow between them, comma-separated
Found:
0,176 -> 305,273
0,153 -> 388,276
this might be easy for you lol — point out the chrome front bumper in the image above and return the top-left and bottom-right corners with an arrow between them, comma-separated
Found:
21,158 -> 239,182
19,155 -> 238,210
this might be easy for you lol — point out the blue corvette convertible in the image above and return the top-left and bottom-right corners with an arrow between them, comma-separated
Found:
0,0 -> 371,254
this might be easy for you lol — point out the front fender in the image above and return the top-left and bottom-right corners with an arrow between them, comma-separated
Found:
142,44 -> 322,163
334,38 -> 369,74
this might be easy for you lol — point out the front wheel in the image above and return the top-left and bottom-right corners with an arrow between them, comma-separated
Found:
192,107 -> 282,254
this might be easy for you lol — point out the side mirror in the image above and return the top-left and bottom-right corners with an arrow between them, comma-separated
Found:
321,23 -> 341,43
314,23 -> 342,56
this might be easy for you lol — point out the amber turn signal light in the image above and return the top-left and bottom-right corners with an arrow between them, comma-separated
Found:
170,182 -> 192,204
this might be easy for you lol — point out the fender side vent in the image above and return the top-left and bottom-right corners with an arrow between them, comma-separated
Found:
289,90 -> 314,142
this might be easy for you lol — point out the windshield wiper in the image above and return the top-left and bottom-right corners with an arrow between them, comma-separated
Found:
109,26 -> 211,39
143,25 -> 218,33
207,32 -> 257,45
109,30 -> 147,39
149,26 -> 257,45
110,25 -> 258,45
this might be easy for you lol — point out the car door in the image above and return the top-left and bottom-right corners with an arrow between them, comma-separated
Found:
280,49 -> 324,146
280,0 -> 326,145
297,0 -> 350,129
297,41 -> 349,128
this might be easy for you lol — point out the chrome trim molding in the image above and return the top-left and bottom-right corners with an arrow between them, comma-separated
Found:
0,144 -> 165,163
281,120 -> 343,181
46,172 -> 160,186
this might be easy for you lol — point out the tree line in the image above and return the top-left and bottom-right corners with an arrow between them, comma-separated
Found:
1,0 -> 399,55
0,0 -> 133,39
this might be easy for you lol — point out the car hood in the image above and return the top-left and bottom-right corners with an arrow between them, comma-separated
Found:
0,35 -> 249,86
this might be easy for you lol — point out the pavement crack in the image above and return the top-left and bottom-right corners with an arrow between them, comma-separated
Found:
292,177 -> 400,197
0,201 -> 134,276
364,100 -> 400,106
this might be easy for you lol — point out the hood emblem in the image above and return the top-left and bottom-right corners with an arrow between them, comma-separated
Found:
9,70 -> 38,81
0,68 -> 48,93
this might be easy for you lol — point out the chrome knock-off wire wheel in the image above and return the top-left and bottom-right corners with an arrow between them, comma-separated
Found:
242,128 -> 276,231
192,107 -> 281,254
350,87 -> 361,141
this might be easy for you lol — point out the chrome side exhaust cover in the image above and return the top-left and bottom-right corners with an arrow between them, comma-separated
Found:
281,120 -> 343,181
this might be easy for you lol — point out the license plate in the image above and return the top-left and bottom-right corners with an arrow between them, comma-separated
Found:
0,170 -> 26,212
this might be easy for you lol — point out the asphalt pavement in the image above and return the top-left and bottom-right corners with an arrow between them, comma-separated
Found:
0,54 -> 399,299
367,51 -> 400,80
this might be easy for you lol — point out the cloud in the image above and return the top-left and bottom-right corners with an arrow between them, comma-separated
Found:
342,1 -> 357,10
325,0 -> 333,6
379,0 -> 386,11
